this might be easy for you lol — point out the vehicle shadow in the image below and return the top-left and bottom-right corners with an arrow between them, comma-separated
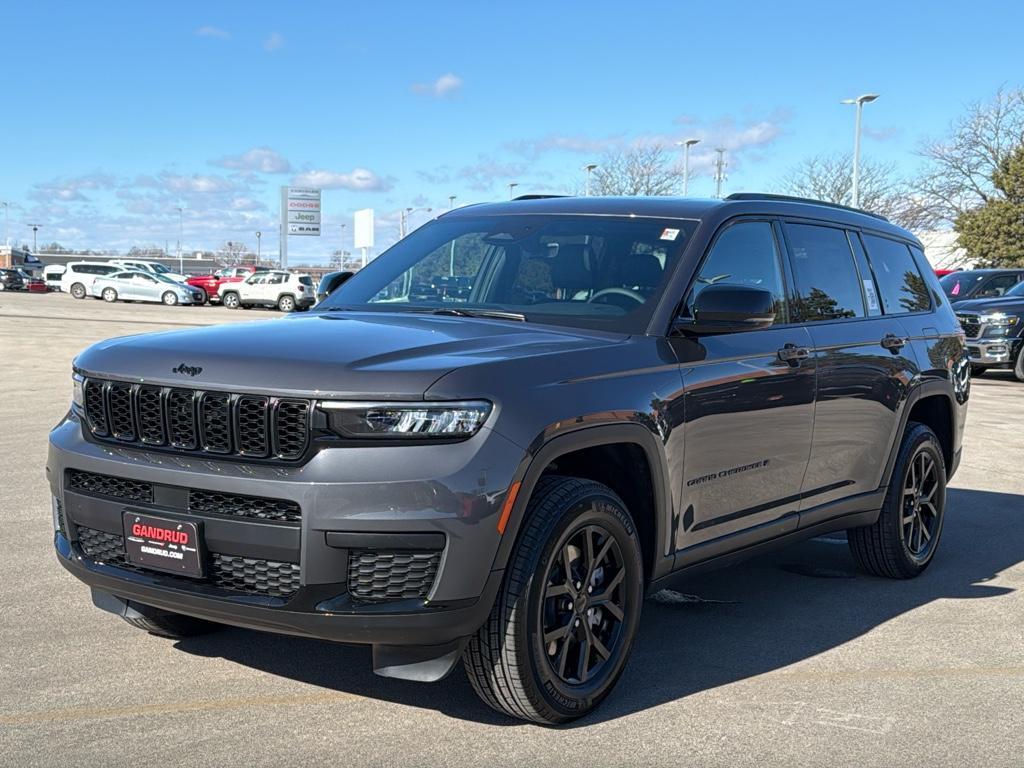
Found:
173,488 -> 1021,726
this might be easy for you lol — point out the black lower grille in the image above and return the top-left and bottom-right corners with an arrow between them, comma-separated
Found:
67,469 -> 154,503
348,550 -> 440,602
957,314 -> 981,339
75,525 -> 300,598
188,489 -> 301,523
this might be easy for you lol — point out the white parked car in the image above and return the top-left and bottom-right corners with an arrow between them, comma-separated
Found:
61,261 -> 123,299
109,259 -> 188,283
218,270 -> 315,312
91,270 -> 205,306
43,264 -> 66,291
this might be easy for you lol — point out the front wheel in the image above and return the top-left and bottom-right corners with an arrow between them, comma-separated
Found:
70,282 -> 87,299
162,291 -> 178,306
1014,345 -> 1024,383
970,365 -> 987,378
222,291 -> 240,309
463,476 -> 643,724
102,287 -> 118,303
847,423 -> 946,578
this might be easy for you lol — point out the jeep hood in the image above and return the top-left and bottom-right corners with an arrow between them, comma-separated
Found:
73,311 -> 624,399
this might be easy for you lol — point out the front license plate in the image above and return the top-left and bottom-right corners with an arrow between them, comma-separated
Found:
122,511 -> 204,578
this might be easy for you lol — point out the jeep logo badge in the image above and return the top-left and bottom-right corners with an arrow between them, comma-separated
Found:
172,363 -> 203,377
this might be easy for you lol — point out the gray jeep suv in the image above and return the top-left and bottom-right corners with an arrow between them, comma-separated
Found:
49,194 -> 970,723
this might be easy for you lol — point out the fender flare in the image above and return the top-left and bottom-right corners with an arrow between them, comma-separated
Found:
490,422 -> 675,583
880,378 -> 957,488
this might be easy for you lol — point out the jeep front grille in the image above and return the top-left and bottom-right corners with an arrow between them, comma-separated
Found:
81,378 -> 311,461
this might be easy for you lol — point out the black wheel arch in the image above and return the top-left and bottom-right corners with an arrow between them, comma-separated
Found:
491,423 -> 675,586
881,380 -> 958,488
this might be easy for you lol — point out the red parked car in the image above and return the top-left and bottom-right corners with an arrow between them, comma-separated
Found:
186,265 -> 257,304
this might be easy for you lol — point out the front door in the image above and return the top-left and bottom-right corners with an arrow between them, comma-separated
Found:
673,220 -> 815,555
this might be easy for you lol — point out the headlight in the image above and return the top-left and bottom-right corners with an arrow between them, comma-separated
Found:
981,313 -> 1019,326
321,400 -> 491,438
72,372 -> 85,407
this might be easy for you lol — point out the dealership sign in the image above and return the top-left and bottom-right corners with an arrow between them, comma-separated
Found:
282,187 -> 321,236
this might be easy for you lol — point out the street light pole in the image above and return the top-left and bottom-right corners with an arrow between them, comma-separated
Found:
447,196 -> 457,276
399,207 -> 433,240
508,182 -> 518,199
255,231 -> 262,264
1,202 -> 9,247
841,93 -> 879,208
27,223 -> 41,253
582,164 -> 598,196
175,206 -> 184,273
713,148 -> 727,198
676,139 -> 700,196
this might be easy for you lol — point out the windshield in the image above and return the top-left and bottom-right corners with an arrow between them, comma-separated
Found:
1006,280 -> 1024,298
153,273 -> 179,284
150,264 -> 171,274
318,214 -> 698,332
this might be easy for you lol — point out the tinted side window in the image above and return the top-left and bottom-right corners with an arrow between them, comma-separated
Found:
785,223 -> 865,322
848,234 -> 882,316
685,221 -> 787,322
862,234 -> 931,314
978,273 -> 1020,298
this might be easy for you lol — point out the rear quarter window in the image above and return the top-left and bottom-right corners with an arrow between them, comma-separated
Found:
862,234 -> 931,314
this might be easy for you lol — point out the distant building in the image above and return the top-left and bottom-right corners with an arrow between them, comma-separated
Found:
915,230 -> 973,270
0,245 -> 45,276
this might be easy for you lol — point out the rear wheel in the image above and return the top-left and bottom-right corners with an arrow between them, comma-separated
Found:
847,423 -> 946,578
70,282 -> 87,299
222,291 -> 240,309
122,610 -> 219,639
277,294 -> 296,312
0,282 -> 5,292
101,287 -> 118,303
464,476 -> 643,724
162,291 -> 178,306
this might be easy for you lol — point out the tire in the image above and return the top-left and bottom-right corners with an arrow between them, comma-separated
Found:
122,610 -> 219,640
194,288 -> 208,305
0,282 -> 5,292
1014,345 -> 1024,383
222,291 -> 240,309
970,365 -> 987,377
277,294 -> 296,312
847,423 -> 947,579
463,476 -> 644,724
162,291 -> 178,306
70,282 -> 87,300
102,287 -> 118,303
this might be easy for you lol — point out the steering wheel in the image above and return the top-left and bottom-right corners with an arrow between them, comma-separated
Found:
587,287 -> 646,308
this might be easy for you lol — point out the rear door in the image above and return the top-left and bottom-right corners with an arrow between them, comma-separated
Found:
781,222 -> 918,526
674,219 -> 815,553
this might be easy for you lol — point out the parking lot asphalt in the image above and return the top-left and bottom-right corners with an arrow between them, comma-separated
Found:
1,290 -> 1022,767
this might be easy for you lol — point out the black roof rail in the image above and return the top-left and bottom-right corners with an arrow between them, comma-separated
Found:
512,194 -> 569,201
724,192 -> 889,222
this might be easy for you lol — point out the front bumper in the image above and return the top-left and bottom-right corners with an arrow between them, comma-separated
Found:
966,337 -> 1022,368
48,411 -> 523,649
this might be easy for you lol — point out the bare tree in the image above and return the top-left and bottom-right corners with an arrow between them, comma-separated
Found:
591,145 -> 681,196
782,153 -> 930,231
913,86 -> 1024,225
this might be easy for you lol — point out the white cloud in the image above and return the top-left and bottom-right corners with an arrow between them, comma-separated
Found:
212,146 -> 291,174
291,168 -> 393,192
195,25 -> 230,39
412,73 -> 463,98
264,32 -> 285,52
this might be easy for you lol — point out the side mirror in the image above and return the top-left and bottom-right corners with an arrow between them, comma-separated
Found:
323,271 -> 355,296
678,284 -> 776,335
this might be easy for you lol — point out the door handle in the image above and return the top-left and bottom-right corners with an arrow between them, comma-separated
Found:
881,333 -> 908,353
778,343 -> 810,365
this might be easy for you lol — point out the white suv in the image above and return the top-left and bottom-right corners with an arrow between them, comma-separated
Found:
218,270 -> 315,312
61,262 -> 122,299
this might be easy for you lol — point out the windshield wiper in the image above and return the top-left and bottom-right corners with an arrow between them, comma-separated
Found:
428,307 -> 527,322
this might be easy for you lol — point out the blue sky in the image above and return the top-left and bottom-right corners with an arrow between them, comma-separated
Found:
2,0 -> 1022,262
